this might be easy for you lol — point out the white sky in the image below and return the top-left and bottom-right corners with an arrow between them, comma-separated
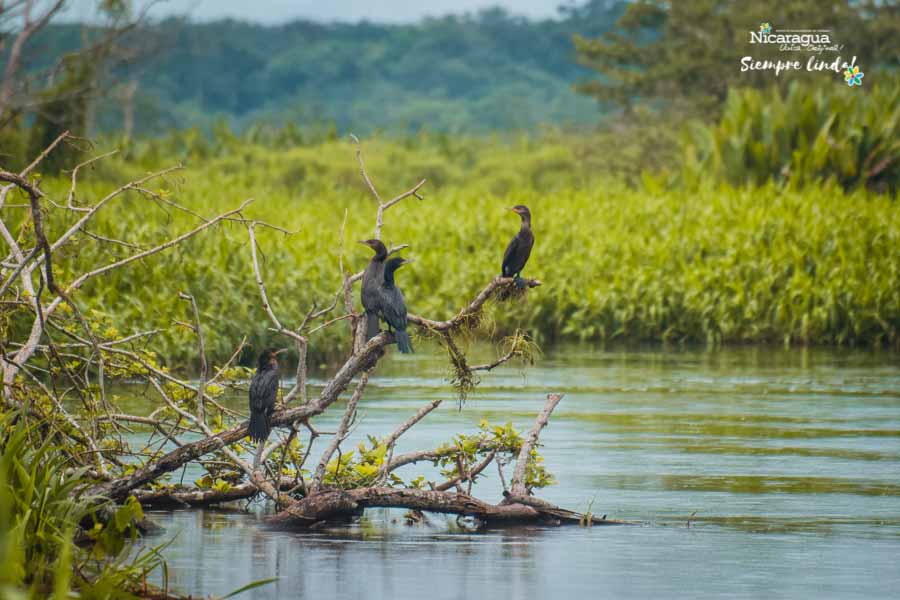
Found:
60,0 -> 574,24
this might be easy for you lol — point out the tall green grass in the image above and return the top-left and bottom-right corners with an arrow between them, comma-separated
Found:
17,132 -> 896,365
0,411 -> 162,598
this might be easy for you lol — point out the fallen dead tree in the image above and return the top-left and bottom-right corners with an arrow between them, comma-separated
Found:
268,393 -> 628,527
1,133 -> 625,531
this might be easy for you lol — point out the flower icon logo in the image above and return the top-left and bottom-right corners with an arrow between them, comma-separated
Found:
759,22 -> 772,34
844,66 -> 864,87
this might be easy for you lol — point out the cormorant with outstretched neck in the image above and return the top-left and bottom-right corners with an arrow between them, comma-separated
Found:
359,239 -> 388,340
248,348 -> 285,443
502,205 -> 534,287
380,256 -> 414,353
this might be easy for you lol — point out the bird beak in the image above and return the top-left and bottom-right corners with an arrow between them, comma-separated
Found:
403,257 -> 416,265
356,240 -> 368,246
508,207 -> 517,213
274,348 -> 289,356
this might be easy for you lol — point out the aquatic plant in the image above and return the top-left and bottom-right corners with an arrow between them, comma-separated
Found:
683,80 -> 900,193
0,410 -> 164,599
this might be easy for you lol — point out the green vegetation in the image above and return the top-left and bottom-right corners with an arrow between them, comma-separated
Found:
4,2 -> 897,597
0,410 -> 162,599
27,3 -> 626,135
4,1 -> 899,364
683,80 -> 900,193
20,1 -> 896,136
314,419 -> 554,491
574,0 -> 899,115
11,124 -> 895,367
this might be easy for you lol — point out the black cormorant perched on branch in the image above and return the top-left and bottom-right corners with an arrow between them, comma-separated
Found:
381,256 -> 414,353
501,205 -> 534,288
248,348 -> 285,443
359,239 -> 388,340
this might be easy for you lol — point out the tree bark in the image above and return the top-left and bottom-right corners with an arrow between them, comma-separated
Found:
134,478 -> 296,508
267,486 -> 631,527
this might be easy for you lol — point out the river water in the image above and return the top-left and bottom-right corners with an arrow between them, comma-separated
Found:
134,345 -> 900,599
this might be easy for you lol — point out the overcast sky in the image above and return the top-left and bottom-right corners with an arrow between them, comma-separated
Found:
61,0 -> 571,24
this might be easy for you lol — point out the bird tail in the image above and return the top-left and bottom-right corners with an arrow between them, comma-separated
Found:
366,312 -> 380,340
395,329 -> 414,354
248,410 -> 270,443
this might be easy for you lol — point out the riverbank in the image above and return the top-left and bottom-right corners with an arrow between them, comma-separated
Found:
25,136 -> 899,365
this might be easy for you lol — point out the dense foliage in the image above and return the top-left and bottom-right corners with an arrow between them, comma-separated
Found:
11,129 -> 895,367
574,0 -> 899,115
683,80 -> 900,193
0,411 -> 161,598
26,3 -> 627,135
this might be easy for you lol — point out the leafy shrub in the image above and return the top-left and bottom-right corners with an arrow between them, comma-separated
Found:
0,411 -> 161,598
683,80 -> 900,193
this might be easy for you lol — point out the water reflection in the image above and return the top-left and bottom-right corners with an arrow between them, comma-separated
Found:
133,345 -> 900,599
593,474 -> 900,496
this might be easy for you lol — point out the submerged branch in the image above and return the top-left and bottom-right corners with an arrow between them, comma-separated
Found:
268,486 -> 630,528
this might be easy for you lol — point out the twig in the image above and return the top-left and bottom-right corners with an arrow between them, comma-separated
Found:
348,133 -> 426,240
207,337 -> 249,388
375,398 -> 443,484
510,393 -> 564,496
178,292 -> 208,422
435,450 -> 496,492
349,133 -> 382,205
311,372 -> 369,491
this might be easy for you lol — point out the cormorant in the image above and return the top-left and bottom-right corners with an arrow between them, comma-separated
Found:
380,256 -> 414,353
501,205 -> 534,288
359,238 -> 388,340
248,348 -> 285,443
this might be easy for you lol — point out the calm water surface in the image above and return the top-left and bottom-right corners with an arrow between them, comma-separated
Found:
133,345 -> 900,599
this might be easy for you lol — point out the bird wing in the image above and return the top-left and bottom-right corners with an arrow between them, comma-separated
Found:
380,288 -> 408,330
361,261 -> 385,312
502,235 -> 522,276
249,370 -> 279,413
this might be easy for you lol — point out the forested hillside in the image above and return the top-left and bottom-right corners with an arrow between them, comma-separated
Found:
30,3 -> 626,133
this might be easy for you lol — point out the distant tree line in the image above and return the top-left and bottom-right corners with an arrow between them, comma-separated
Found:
2,1 -> 897,174
18,2 -> 628,137
574,0 -> 899,116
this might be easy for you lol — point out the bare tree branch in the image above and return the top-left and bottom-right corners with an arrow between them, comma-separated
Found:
178,292 -> 208,422
0,0 -> 67,116
311,372 -> 369,491
510,393 -> 565,496
408,276 -> 541,332
348,133 -> 425,240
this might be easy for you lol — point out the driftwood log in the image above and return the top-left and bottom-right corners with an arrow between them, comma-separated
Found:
267,394 -> 630,528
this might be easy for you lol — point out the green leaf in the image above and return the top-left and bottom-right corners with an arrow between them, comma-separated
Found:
218,577 -> 280,599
